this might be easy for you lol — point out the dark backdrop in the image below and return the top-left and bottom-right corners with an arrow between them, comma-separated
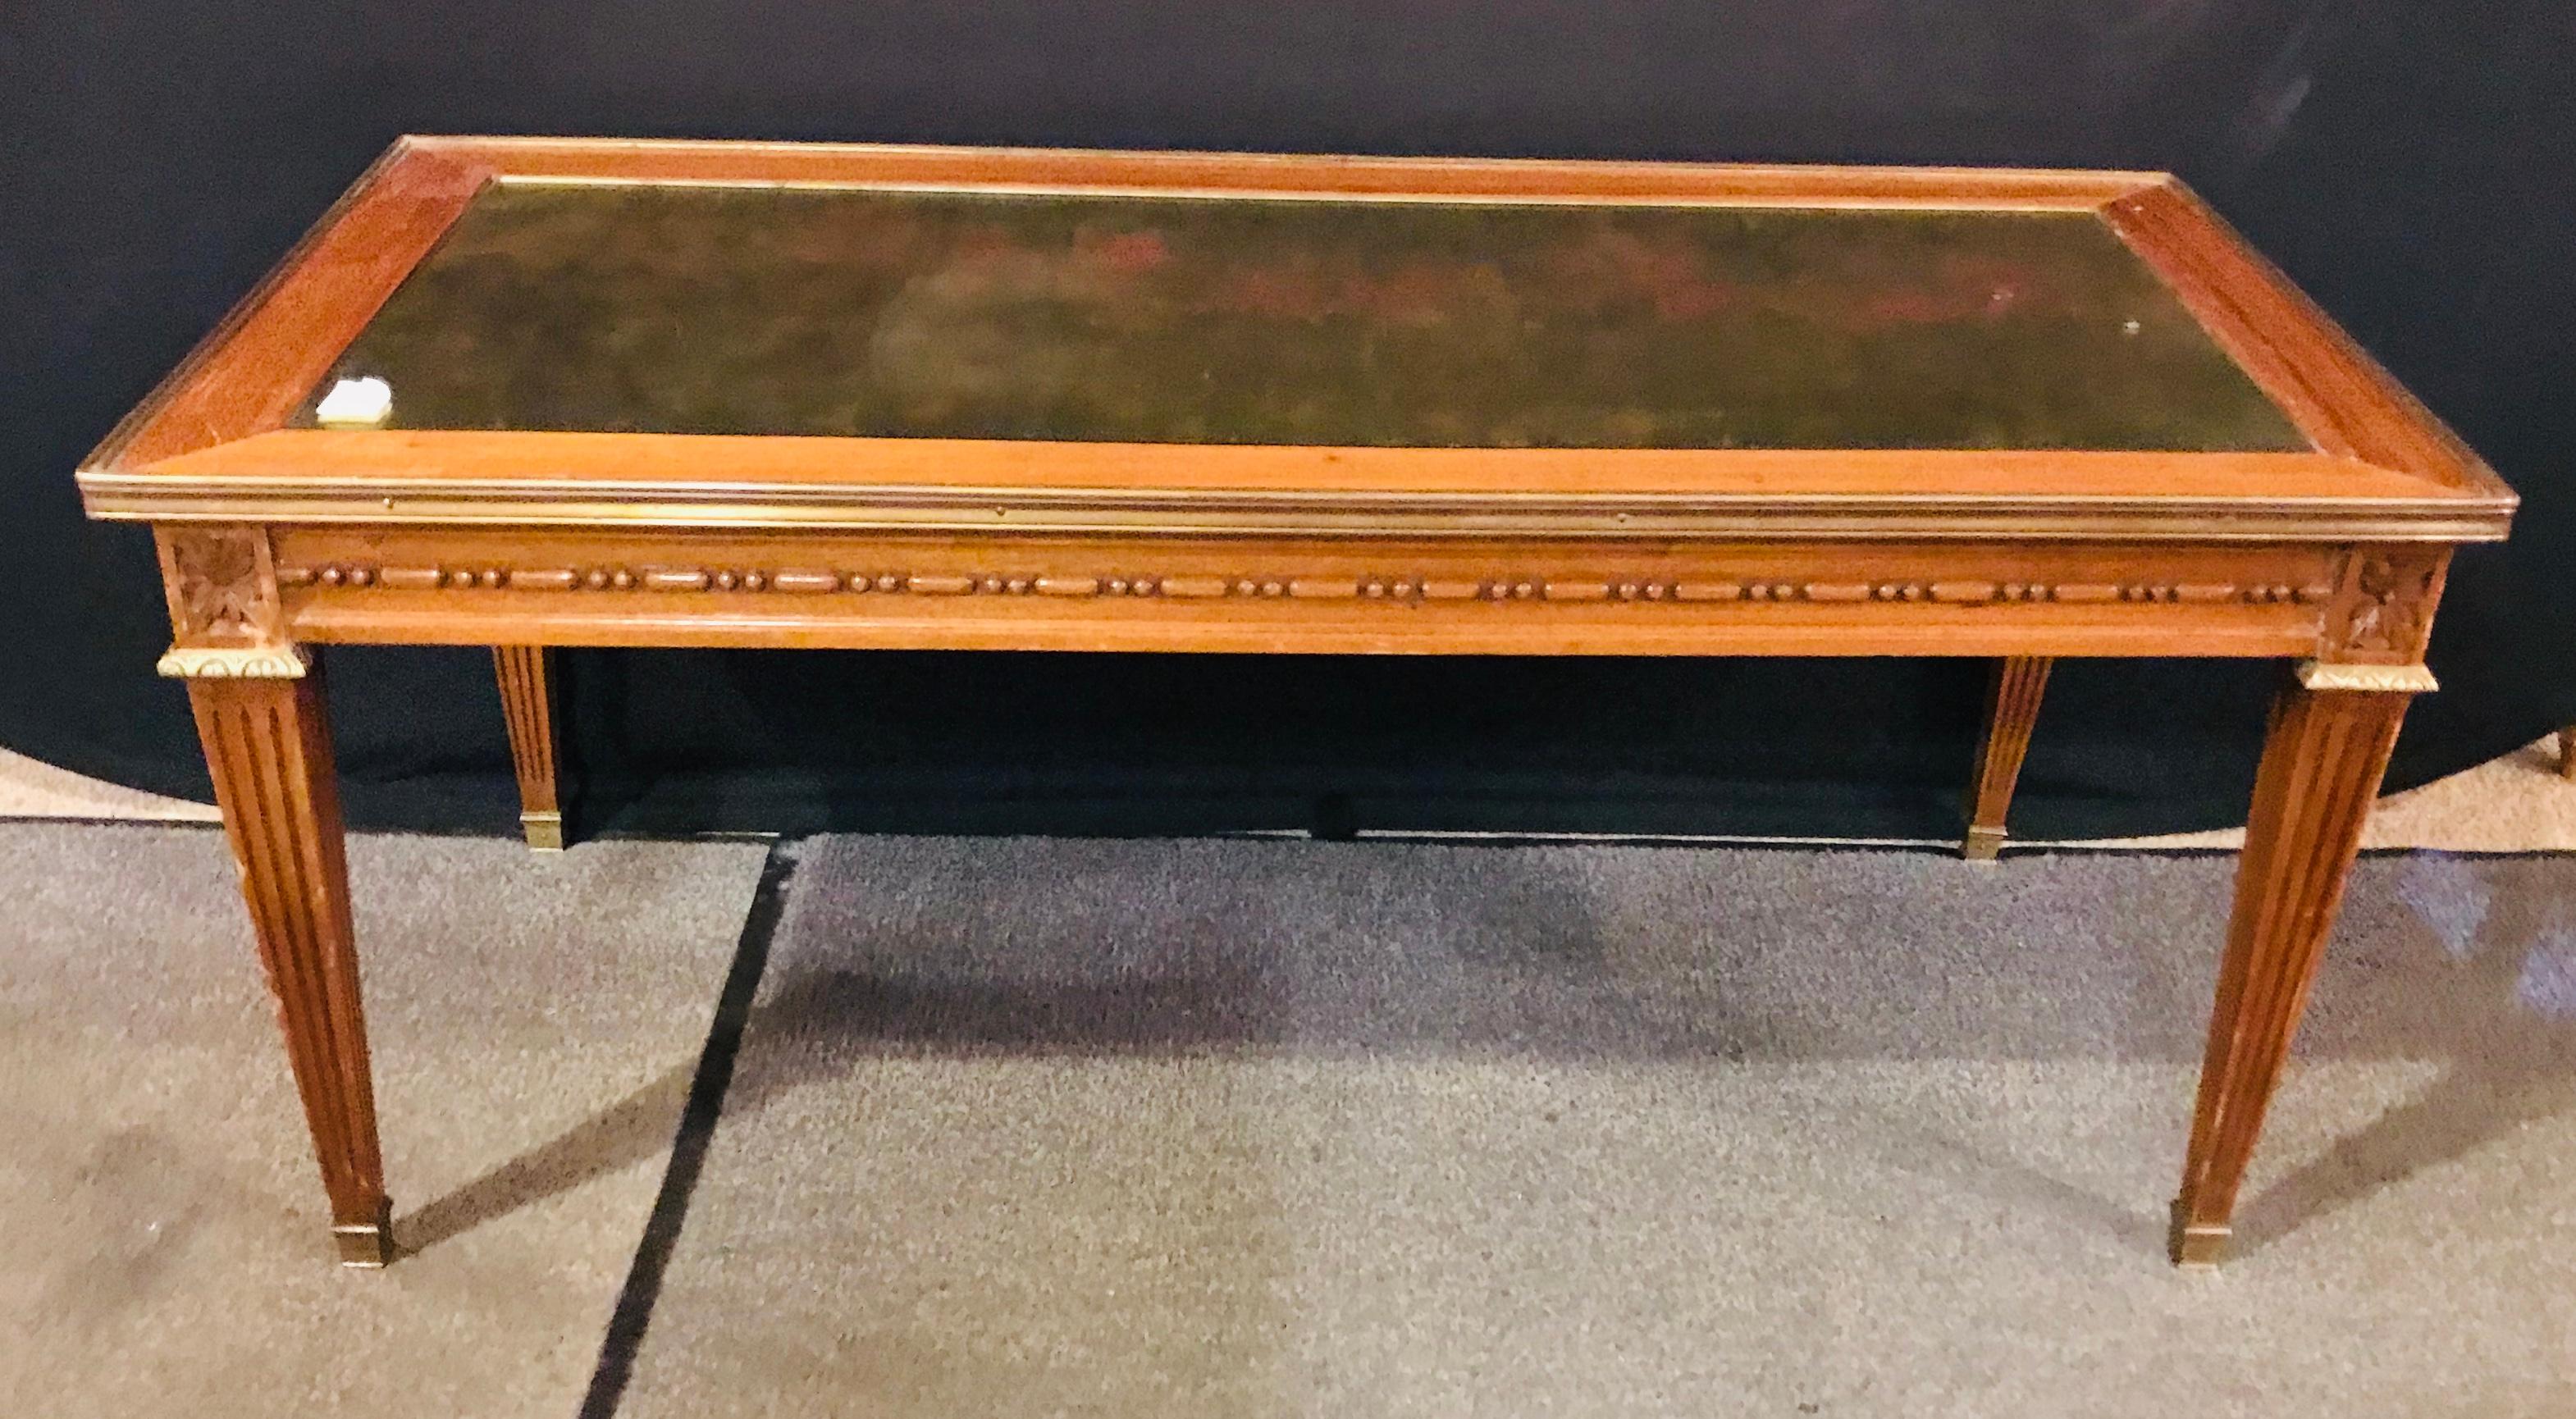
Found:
6,2 -> 2573,842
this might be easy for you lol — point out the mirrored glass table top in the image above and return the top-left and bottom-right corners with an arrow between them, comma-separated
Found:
295,182 -> 2307,453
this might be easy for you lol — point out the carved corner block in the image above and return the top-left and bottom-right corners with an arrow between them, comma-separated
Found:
2318,549 -> 2446,665
155,525 -> 305,678
159,525 -> 288,643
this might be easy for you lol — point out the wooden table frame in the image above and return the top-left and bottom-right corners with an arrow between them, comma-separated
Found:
79,137 -> 2514,1269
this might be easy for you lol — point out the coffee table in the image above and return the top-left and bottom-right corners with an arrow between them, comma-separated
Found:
77,137 -> 2514,1268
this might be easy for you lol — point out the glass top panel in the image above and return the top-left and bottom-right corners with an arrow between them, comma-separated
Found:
295,181 -> 2307,452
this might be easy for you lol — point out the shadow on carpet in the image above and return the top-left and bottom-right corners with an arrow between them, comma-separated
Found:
546,838 -> 2576,1418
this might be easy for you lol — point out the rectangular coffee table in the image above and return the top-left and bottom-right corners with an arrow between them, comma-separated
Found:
77,137 -> 2514,1269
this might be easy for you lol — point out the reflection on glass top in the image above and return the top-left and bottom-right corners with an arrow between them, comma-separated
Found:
297,181 -> 2308,451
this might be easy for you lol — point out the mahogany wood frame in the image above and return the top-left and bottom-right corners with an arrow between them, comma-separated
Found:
80,137 -> 2513,1270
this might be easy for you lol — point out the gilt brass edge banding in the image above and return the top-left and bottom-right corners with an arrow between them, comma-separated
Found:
499,171 -> 2116,211
447,134 -> 2158,178
89,503 -> 2518,543
157,645 -> 313,679
2295,660 -> 2437,693
75,475 -> 2516,543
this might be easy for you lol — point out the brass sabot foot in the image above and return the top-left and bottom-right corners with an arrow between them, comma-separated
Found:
521,810 -> 566,852
334,1199 -> 394,1268
2167,1198 -> 2228,1269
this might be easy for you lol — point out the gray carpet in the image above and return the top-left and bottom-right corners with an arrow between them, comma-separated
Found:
10,827 -> 2576,1417
0,824 -> 774,1419
614,837 -> 2576,1418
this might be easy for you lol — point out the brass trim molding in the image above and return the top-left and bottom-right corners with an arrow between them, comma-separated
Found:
79,473 -> 2517,544
2295,660 -> 2438,693
157,645 -> 313,679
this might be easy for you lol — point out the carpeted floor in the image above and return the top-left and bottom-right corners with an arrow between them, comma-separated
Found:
8,825 -> 2576,1416
0,826 -> 774,1418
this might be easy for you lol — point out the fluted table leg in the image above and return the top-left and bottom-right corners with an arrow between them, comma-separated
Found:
2170,660 -> 2429,1266
494,646 -> 565,851
183,653 -> 391,1266
1963,655 -> 2053,860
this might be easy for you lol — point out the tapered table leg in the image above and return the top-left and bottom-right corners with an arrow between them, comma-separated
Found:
1962,656 -> 2053,861
494,646 -> 565,851
181,653 -> 391,1266
2169,660 -> 2431,1266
